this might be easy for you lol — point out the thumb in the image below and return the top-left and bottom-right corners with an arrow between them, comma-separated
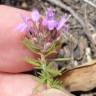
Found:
37,88 -> 74,96
0,73 -> 44,96
0,5 -> 36,73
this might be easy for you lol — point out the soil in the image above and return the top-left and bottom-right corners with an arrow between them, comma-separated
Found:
1,0 -> 96,96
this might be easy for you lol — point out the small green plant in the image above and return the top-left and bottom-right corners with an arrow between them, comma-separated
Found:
24,38 -> 63,89
17,8 -> 71,90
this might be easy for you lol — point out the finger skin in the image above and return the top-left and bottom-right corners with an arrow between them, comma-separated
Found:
0,5 -> 36,73
37,89 -> 73,96
0,73 -> 72,96
37,89 -> 66,96
0,73 -> 44,96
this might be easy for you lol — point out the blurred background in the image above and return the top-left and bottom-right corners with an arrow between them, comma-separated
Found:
0,0 -> 42,10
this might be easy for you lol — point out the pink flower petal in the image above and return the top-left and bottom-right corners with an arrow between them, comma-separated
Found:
16,23 -> 27,32
31,9 -> 40,22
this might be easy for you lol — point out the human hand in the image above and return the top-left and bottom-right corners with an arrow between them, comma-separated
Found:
0,5 -> 72,96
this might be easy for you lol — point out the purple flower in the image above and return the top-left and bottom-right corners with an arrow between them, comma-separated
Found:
43,19 -> 58,31
17,8 -> 70,33
57,14 -> 71,31
43,8 -> 57,30
43,8 -> 71,31
16,16 -> 29,32
31,9 -> 40,23
45,8 -> 54,20
22,16 -> 30,24
16,23 -> 27,32
47,20 -> 58,30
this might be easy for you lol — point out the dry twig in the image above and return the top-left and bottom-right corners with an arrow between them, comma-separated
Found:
84,0 -> 96,8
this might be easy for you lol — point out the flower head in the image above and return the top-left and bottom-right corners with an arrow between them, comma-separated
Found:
17,8 -> 70,51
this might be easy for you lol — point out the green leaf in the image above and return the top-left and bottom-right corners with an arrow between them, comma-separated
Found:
45,50 -> 57,58
45,40 -> 61,57
38,70 -> 51,84
47,68 -> 61,77
50,79 -> 63,90
22,38 -> 41,55
47,42 -> 56,53
46,63 -> 61,77
25,57 -> 40,67
47,40 -> 60,52
53,58 -> 71,61
36,62 -> 63,90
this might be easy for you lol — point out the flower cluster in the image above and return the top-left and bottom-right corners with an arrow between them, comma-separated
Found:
17,8 -> 70,52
